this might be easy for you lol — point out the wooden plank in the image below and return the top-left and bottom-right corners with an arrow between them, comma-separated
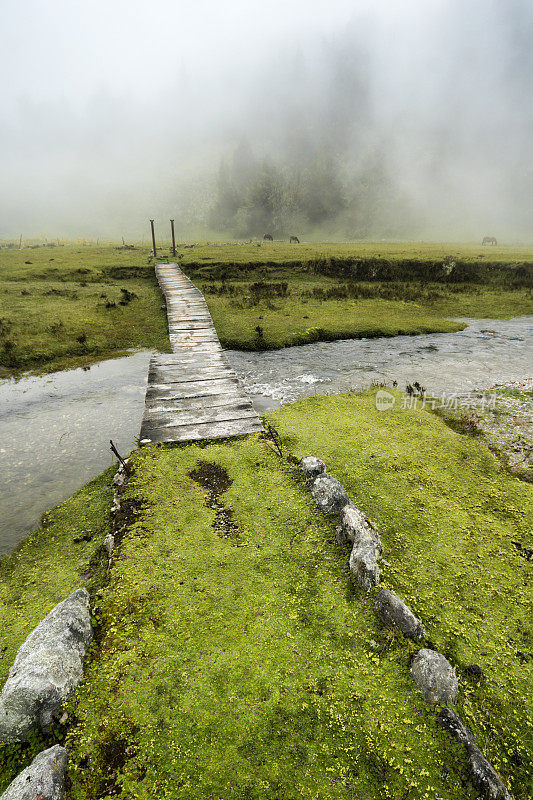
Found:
143,404 -> 258,428
148,367 -> 233,384
144,380 -> 242,400
144,395 -> 254,412
140,417 -> 263,444
140,262 -> 262,444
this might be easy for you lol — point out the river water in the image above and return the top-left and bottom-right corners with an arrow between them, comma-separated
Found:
1,316 -> 531,555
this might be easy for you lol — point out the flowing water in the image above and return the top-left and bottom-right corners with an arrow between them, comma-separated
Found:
1,316 -> 531,555
225,317 -> 533,411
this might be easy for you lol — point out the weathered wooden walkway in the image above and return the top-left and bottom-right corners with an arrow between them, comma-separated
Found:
139,263 -> 263,444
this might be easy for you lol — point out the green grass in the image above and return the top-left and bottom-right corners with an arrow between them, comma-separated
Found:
0,242 -> 531,375
0,468 -> 114,789
199,281 -> 532,350
1,392 -> 530,798
0,245 -> 170,377
174,240 -> 533,267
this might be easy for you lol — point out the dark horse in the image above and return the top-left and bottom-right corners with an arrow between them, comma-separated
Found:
482,236 -> 497,245
263,233 -> 273,241
290,235 -> 300,243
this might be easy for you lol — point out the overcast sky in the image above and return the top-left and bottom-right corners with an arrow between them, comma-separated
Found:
1,0 -> 531,240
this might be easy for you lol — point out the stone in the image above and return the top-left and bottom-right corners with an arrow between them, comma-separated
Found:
349,531 -> 381,590
0,589 -> 93,743
337,505 -> 383,590
336,504 -> 381,547
374,588 -> 424,639
301,456 -> 326,483
410,649 -> 458,705
112,471 -> 125,488
437,709 -> 512,800
0,744 -> 68,800
437,707 -> 474,747
468,746 -> 513,800
310,473 -> 349,514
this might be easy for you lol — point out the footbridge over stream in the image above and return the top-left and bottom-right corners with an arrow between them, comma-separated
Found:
139,263 -> 263,444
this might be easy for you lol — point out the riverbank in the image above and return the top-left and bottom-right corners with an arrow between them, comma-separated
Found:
1,390 -> 531,799
1,244 -> 531,376
436,380 -> 533,483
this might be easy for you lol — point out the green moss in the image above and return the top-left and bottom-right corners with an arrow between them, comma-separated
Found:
0,468 -> 115,791
30,392 -> 527,800
0,393 -> 531,798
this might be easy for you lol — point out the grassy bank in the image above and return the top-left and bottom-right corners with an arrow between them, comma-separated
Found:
0,468 -> 114,788
0,245 -> 169,377
174,240 -> 533,268
0,243 -> 531,375
0,392 -> 531,798
198,280 -> 532,350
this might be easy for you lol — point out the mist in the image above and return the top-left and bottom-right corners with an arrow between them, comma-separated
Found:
1,0 -> 532,242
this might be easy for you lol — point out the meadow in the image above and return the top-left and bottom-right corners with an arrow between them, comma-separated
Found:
0,241 -> 531,375
0,391 -> 531,799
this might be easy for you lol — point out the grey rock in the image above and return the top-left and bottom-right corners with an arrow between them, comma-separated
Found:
112,471 -> 125,488
374,588 -> 424,639
301,456 -> 326,483
104,533 -> 115,557
310,473 -> 349,514
437,709 -> 512,799
336,504 -> 381,547
437,707 -> 474,747
411,648 -> 458,705
349,531 -> 381,590
0,744 -> 68,800
0,589 -> 93,743
468,745 -> 513,800
339,505 -> 383,590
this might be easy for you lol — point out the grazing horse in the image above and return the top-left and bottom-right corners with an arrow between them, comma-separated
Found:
482,236 -> 497,245
263,233 -> 273,241
290,235 -> 300,243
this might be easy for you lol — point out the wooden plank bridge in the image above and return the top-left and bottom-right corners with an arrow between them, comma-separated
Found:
139,263 -> 263,444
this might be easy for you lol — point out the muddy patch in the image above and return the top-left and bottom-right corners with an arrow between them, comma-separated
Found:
189,462 -> 245,546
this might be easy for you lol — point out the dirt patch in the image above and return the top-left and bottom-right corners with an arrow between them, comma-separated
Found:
189,462 -> 245,545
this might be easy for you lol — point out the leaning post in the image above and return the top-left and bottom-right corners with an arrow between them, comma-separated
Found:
170,219 -> 176,257
150,219 -> 157,257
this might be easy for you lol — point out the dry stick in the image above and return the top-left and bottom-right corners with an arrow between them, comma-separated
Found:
110,440 -> 131,475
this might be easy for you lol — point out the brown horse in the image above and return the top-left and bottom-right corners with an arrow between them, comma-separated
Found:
290,235 -> 300,243
263,233 -> 273,241
482,236 -> 497,245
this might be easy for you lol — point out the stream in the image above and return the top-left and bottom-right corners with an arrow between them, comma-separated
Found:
1,316 -> 531,555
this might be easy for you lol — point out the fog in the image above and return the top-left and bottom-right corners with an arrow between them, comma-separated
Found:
1,0 -> 531,241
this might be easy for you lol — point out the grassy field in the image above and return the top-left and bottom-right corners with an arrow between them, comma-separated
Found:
173,240 -> 533,267
0,392 -> 531,799
0,245 -> 170,377
0,242 -> 531,375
